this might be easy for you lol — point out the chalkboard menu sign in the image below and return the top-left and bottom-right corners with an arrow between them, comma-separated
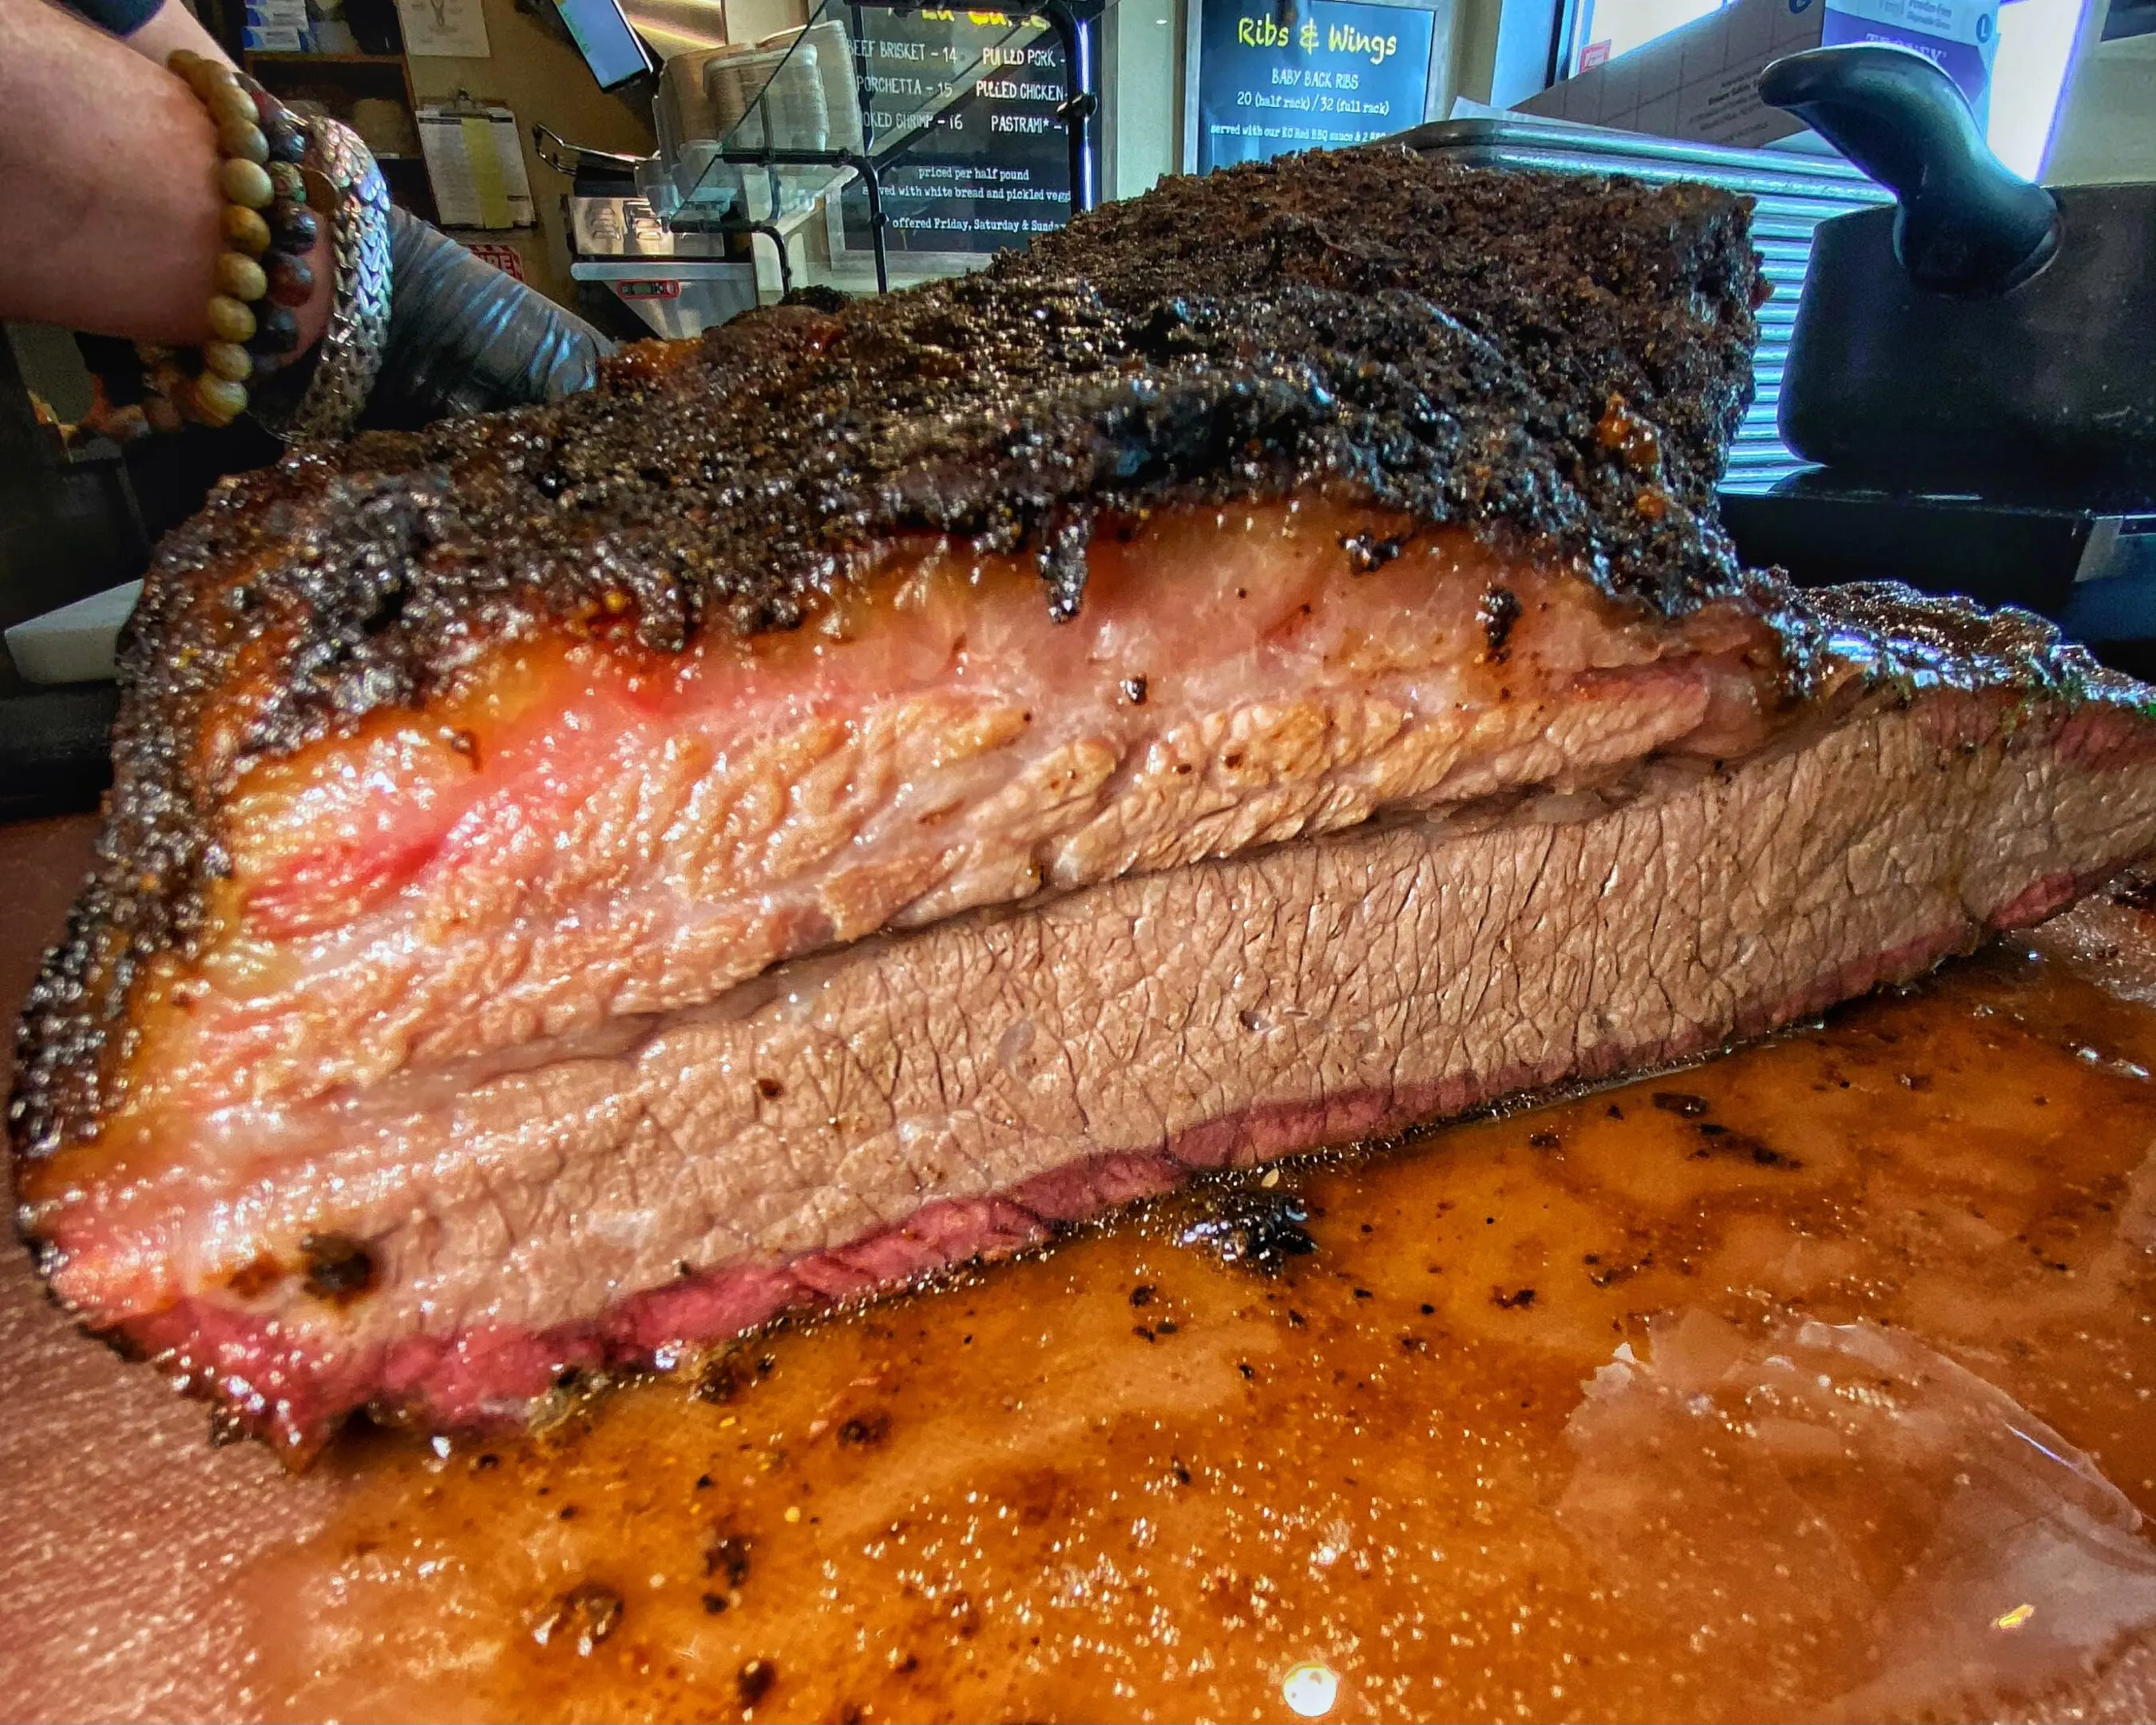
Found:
839,8 -> 1077,258
1184,0 -> 1453,175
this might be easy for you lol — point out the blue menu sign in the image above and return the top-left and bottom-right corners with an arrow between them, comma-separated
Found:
1192,0 -> 1438,174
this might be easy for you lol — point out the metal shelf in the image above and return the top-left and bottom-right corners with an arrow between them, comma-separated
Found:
244,50 -> 408,65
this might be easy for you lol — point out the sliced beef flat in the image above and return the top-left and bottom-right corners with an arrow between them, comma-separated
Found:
13,147 -> 2155,1454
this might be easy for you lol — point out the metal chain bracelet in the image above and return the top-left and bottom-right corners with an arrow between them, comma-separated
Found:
260,115 -> 392,442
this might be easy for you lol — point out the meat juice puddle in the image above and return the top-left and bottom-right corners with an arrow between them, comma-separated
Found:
240,904 -> 2156,1725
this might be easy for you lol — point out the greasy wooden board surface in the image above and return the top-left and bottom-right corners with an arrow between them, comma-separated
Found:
2,811 -> 2154,1723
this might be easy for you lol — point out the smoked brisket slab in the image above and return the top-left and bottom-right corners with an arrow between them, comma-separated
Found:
14,148 -> 2156,1453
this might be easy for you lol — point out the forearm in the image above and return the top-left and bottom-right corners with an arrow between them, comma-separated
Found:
0,0 -> 327,350
117,0 -> 233,72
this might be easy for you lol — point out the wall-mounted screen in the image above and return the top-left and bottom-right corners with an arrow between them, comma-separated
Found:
557,0 -> 653,90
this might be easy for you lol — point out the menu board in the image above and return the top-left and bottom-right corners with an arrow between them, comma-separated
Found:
1190,0 -> 1440,174
842,8 -> 1076,257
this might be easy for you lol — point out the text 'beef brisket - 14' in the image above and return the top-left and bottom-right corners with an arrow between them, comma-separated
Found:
14,148 -> 2156,1454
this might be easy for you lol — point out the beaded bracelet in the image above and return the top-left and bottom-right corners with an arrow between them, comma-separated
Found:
121,51 -> 319,433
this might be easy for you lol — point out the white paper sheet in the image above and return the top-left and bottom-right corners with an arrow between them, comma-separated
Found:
394,0 -> 490,58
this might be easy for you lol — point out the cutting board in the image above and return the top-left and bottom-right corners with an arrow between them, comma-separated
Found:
3,814 -> 2154,1723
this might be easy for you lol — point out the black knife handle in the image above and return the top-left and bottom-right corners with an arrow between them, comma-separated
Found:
0,685 -> 117,819
1758,44 -> 2059,297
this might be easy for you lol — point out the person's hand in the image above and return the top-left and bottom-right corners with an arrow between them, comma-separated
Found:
0,0 -> 331,353
371,209 -> 614,426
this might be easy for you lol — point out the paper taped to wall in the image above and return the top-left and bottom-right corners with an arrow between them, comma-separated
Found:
394,0 -> 491,57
